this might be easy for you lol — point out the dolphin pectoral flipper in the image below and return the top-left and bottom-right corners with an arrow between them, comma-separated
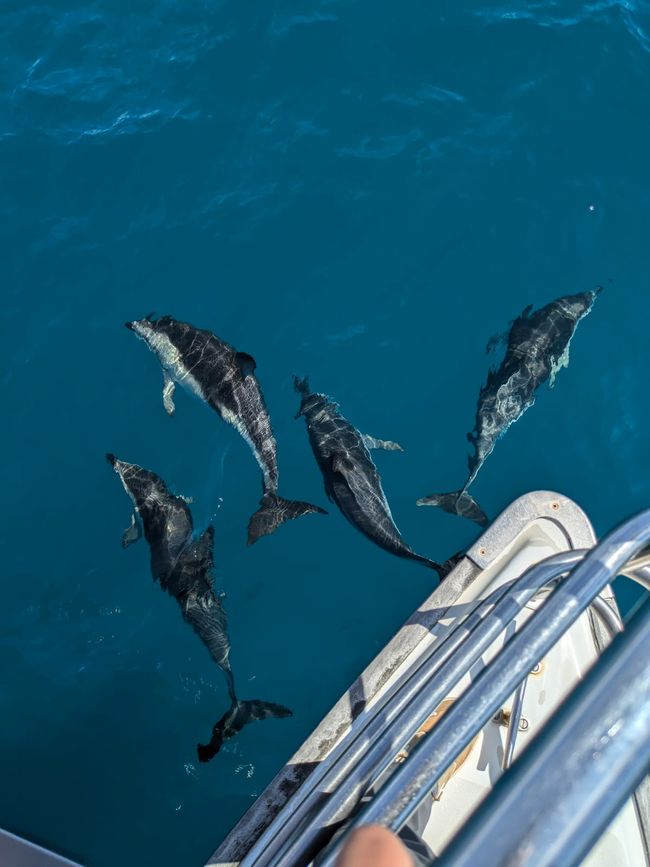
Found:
122,512 -> 142,548
362,434 -> 404,452
162,372 -> 176,416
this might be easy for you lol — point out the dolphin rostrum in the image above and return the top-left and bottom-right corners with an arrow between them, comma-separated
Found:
294,377 -> 445,577
417,288 -> 601,525
106,453 -> 292,762
125,316 -> 326,544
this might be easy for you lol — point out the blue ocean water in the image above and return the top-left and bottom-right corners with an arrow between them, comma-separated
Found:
2,1 -> 650,864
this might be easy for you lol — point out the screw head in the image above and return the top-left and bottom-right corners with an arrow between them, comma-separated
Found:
478,546 -> 487,556
550,501 -> 560,511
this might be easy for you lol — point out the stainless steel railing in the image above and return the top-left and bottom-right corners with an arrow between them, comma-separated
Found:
501,593 -> 623,773
246,551 -> 583,867
501,677 -> 527,771
437,597 -> 650,867
315,509 -> 650,866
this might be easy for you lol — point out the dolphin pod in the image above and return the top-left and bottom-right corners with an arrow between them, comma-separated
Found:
106,454 -> 292,762
109,290 -> 600,759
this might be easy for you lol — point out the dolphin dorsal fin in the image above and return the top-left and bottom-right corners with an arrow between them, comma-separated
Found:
193,526 -> 215,568
235,352 -> 257,378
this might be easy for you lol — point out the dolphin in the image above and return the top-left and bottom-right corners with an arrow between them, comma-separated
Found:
106,453 -> 292,762
418,288 -> 601,525
294,378 -> 445,577
125,316 -> 326,544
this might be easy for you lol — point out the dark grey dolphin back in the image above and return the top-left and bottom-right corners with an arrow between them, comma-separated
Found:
108,455 -> 293,763
126,317 -> 326,544
416,288 -> 600,525
507,289 -> 598,365
294,377 -> 444,575
171,526 -> 234,690
106,453 -> 194,582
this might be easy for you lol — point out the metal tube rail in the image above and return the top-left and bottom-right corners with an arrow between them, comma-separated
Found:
318,508 -> 650,864
437,599 -> 650,867
501,677 -> 527,771
622,561 -> 650,592
242,552 -> 583,867
244,550 -> 639,865
242,583 -> 519,866
498,596 -> 623,772
266,552 -> 584,867
590,594 -> 624,639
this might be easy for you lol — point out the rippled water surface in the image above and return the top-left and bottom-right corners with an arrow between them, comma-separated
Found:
2,1 -> 650,864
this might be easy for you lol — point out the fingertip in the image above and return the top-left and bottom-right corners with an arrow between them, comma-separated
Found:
335,825 -> 413,867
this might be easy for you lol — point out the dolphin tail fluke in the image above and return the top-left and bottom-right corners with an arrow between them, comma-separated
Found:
247,492 -> 327,545
410,555 -> 449,579
437,550 -> 466,578
197,699 -> 293,763
417,489 -> 489,527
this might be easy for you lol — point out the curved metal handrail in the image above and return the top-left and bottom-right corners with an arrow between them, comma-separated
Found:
241,519 -> 647,866
317,508 -> 650,865
590,594 -> 624,638
436,598 -> 650,867
501,677 -> 528,772
501,595 -> 624,772
266,552 -> 584,867
241,552 -> 582,867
